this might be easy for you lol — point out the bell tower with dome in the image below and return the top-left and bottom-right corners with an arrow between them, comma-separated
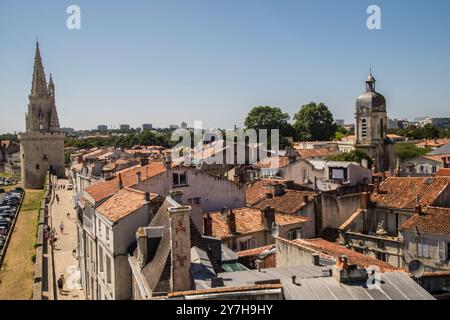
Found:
355,72 -> 392,172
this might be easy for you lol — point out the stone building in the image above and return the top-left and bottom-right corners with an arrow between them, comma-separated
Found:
354,73 -> 393,172
18,42 -> 65,188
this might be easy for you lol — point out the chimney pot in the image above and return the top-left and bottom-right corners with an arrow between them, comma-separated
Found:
136,171 -> 142,184
204,212 -> 213,236
117,173 -> 123,190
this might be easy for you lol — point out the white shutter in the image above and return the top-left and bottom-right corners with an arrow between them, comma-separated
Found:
439,241 -> 446,261
422,238 -> 430,258
418,240 -> 423,257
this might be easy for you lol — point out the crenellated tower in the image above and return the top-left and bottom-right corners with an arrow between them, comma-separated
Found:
18,42 -> 65,189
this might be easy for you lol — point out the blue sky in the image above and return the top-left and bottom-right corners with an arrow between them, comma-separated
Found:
1,0 -> 449,133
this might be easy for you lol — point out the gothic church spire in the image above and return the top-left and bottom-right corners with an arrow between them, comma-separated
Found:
31,41 -> 48,96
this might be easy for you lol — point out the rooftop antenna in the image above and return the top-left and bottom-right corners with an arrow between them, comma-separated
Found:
408,259 -> 424,279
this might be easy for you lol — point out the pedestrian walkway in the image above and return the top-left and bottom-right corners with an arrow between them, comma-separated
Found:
49,178 -> 85,300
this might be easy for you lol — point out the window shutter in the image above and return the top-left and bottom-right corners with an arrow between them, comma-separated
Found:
439,241 -> 446,261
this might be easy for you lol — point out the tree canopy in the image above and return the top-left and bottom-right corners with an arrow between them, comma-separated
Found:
326,149 -> 372,168
293,102 -> 337,141
394,142 -> 430,161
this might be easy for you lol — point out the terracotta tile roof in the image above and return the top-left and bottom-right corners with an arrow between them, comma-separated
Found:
289,238 -> 401,272
245,179 -> 314,206
296,148 -> 338,158
168,283 -> 283,298
96,188 -> 156,222
209,207 -> 308,239
400,206 -> 450,236
436,168 -> 450,177
416,138 -> 450,148
254,156 -> 291,169
237,244 -> 276,257
420,155 -> 448,163
253,190 -> 316,215
85,162 -> 166,202
371,177 -> 450,209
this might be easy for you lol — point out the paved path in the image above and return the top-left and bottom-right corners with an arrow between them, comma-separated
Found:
50,178 -> 85,300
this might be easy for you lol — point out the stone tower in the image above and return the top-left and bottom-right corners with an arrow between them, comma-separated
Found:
18,42 -> 65,189
355,72 -> 392,172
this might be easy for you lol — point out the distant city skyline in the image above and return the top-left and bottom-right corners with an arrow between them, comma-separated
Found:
1,0 -> 450,134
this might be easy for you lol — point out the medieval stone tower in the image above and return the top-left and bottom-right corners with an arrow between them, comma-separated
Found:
355,72 -> 393,173
18,42 -> 65,189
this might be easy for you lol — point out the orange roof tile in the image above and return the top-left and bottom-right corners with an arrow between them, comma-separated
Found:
209,207 -> 308,239
400,206 -> 450,236
245,179 -> 313,206
296,148 -> 338,158
371,177 -> 450,209
85,162 -> 166,202
96,188 -> 157,222
416,138 -> 450,148
436,168 -> 450,177
237,244 -> 276,257
289,238 -> 401,272
254,156 -> 291,169
253,190 -> 316,215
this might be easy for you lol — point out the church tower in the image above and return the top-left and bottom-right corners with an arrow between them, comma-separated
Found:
18,42 -> 65,189
355,72 -> 392,172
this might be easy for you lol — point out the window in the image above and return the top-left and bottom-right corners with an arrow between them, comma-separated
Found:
106,255 -> 112,285
187,198 -> 200,205
288,229 -> 303,240
376,252 -> 387,262
420,166 -> 424,173
173,172 -> 187,186
420,238 -> 430,258
438,241 -> 446,261
99,246 -> 104,273
106,227 -> 110,242
239,237 -> 256,251
380,119 -> 384,138
432,166 -> 437,173
36,164 -> 40,170
361,119 -> 367,139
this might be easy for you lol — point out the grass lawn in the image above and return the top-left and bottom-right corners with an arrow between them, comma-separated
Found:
0,189 -> 44,300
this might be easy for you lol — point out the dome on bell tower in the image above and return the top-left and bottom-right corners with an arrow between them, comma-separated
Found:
356,72 -> 386,112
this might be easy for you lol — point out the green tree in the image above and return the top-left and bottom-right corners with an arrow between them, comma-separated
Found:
394,143 -> 430,161
293,102 -> 336,141
244,106 -> 293,149
326,149 -> 372,167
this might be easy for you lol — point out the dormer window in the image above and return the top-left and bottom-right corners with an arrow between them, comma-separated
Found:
173,172 -> 187,186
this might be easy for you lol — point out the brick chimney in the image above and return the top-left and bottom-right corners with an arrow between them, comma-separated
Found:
360,192 -> 370,209
204,212 -> 212,236
168,205 -> 192,292
228,209 -> 237,234
262,205 -> 275,229
415,195 -> 424,216
136,171 -> 142,184
117,173 -> 123,190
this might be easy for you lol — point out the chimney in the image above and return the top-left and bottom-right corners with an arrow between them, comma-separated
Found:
228,209 -> 237,234
415,195 -> 424,216
335,255 -> 349,271
163,154 -> 172,170
269,183 -> 284,196
360,192 -> 370,209
263,206 -> 275,229
136,171 -> 142,184
145,192 -> 151,202
117,173 -> 123,190
204,212 -> 212,236
140,157 -> 149,167
168,205 -> 192,292
169,189 -> 183,204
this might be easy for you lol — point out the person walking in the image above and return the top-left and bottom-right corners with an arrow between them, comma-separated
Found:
60,221 -> 65,234
57,275 -> 65,294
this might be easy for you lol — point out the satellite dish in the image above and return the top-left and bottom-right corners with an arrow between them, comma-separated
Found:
408,259 -> 425,278
271,222 -> 279,238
